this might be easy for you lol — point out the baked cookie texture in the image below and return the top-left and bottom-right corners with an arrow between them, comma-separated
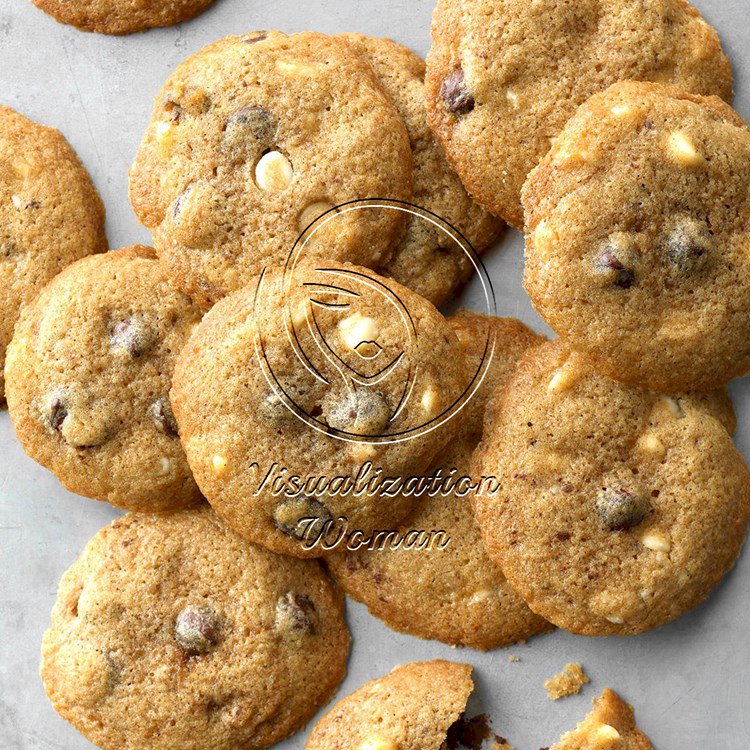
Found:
5,246 -> 203,512
472,339 -> 750,635
327,311 -> 551,649
551,688 -> 653,749
32,0 -> 215,35
41,507 -> 350,750
130,31 -> 413,309
425,0 -> 733,228
0,105 -> 106,402
171,263 -> 468,557
524,81 -> 750,391
305,660 -> 473,750
338,34 -> 503,306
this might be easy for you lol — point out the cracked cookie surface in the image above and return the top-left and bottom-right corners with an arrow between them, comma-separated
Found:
41,507 -> 349,750
130,31 -> 413,308
524,81 -> 750,390
425,0 -> 732,228
5,245 -> 202,511
472,339 -> 749,635
0,105 -> 106,402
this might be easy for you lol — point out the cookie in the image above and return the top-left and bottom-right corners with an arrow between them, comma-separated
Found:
171,263 -> 469,557
425,0 -> 733,228
5,246 -> 203,512
327,311 -> 550,650
41,507 -> 349,750
472,339 -> 750,635
551,688 -> 653,749
305,660 -> 473,750
31,0 -> 215,35
338,34 -> 502,306
524,81 -> 750,391
130,31 -> 413,308
0,105 -> 106,402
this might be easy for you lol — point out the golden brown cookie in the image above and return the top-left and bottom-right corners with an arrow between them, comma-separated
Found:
31,0 -> 215,35
41,507 -> 350,750
550,688 -> 653,749
130,31 -> 413,308
524,81 -> 750,391
0,105 -> 106,402
338,34 -> 502,305
327,311 -> 550,649
171,263 -> 469,557
472,339 -> 750,635
425,0 -> 733,227
5,246 -> 202,512
305,660 -> 473,750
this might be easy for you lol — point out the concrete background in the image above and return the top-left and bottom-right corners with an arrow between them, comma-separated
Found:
0,0 -> 748,747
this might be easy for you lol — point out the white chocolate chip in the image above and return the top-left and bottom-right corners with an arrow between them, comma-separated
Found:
360,736 -> 400,750
276,59 -> 318,75
610,104 -> 632,117
533,219 -> 556,255
255,151 -> 293,192
211,454 -> 228,475
639,433 -> 666,460
11,194 -> 22,209
605,614 -> 624,624
157,457 -> 172,476
468,589 -> 493,606
595,724 -> 621,742
667,131 -> 704,167
661,396 -> 685,419
548,361 -> 581,393
339,313 -> 378,350
350,442 -> 378,462
421,387 -> 439,413
506,89 -> 520,109
641,530 -> 671,553
298,201 -> 334,232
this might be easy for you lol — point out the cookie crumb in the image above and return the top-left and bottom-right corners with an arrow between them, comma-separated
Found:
544,663 -> 589,700
508,654 -> 520,662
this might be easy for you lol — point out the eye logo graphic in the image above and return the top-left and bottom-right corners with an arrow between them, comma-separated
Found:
252,199 -> 497,444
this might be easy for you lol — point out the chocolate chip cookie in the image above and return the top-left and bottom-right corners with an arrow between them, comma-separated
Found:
524,81 -> 750,391
41,507 -> 349,750
338,34 -> 502,306
327,311 -> 550,650
171,262 -> 469,557
32,0 -> 215,35
551,688 -> 653,749
472,339 -> 750,635
425,0 -> 732,228
0,105 -> 106,402
5,246 -> 202,512
130,31 -> 413,308
305,660 -> 473,750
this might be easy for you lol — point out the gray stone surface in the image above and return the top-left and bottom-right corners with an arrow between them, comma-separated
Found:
0,0 -> 748,747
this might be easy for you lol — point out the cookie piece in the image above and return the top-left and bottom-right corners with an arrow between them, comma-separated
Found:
130,31 -> 413,308
0,105 -> 106,402
545,663 -> 590,701
31,0 -> 215,35
171,263 -> 469,557
41,507 -> 349,750
5,246 -> 202,512
472,339 -> 750,635
524,82 -> 750,390
551,688 -> 653,749
425,0 -> 732,228
338,34 -> 502,306
327,311 -> 550,649
306,660 -> 473,750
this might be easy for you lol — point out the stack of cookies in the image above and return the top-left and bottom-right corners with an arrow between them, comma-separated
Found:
2,0 -> 750,747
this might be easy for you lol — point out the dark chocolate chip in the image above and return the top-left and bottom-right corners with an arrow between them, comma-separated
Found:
274,592 -> 317,636
171,184 -> 194,221
0,239 -> 18,258
242,31 -> 268,44
174,605 -> 220,654
48,395 -> 68,431
223,106 -> 275,152
110,317 -> 157,358
443,714 -> 493,750
596,488 -> 649,531
594,237 -> 638,289
664,216 -> 711,272
272,497 -> 333,541
149,397 -> 178,437
440,68 -> 475,115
